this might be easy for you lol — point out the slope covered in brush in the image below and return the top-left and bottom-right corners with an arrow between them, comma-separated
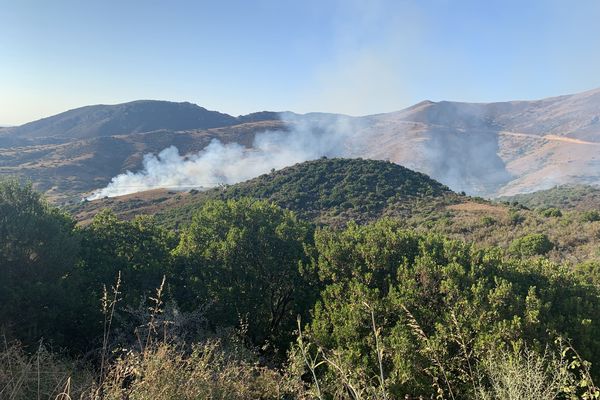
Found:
73,158 -> 457,227
225,158 -> 449,210
498,184 -> 600,211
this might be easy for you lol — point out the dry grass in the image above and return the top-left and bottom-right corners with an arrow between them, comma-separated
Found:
96,341 -> 301,400
0,339 -> 94,400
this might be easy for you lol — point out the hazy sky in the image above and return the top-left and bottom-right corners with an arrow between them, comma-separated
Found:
2,0 -> 600,125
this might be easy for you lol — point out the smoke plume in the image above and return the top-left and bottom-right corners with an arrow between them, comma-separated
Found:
87,114 -> 365,199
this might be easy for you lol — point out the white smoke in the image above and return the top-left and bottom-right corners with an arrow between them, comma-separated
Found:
87,114 -> 365,199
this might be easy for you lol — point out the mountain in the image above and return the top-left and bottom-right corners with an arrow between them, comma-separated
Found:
2,88 -> 600,201
359,87 -> 600,196
0,100 -> 278,141
0,119 -> 285,201
71,158 -> 458,227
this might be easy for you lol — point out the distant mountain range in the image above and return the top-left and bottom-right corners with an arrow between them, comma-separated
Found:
0,100 -> 279,141
1,88 -> 599,201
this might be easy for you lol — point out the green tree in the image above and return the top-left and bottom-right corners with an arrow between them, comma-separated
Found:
174,198 -> 314,350
0,179 -> 80,347
79,209 -> 176,307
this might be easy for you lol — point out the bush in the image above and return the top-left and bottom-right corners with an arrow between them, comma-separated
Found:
509,234 -> 554,256
303,220 -> 600,397
481,216 -> 497,226
581,210 -> 600,222
173,198 -> 315,350
538,207 -> 562,218
509,210 -> 525,225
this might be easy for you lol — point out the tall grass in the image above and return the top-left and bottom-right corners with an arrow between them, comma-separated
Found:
0,339 -> 93,400
2,280 -> 598,400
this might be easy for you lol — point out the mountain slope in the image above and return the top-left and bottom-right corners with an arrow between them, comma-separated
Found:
2,88 -> 600,200
359,88 -> 600,195
498,184 -> 600,211
0,100 -> 268,141
71,158 -> 458,226
0,120 -> 285,201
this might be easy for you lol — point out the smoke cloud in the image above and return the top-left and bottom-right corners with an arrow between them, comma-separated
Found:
87,114 -> 365,199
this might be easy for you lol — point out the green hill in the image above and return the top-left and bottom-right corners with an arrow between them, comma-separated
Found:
70,159 -> 600,264
72,158 -> 458,227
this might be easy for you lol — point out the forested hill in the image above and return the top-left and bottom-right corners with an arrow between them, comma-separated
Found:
72,157 -> 458,226
498,184 -> 600,211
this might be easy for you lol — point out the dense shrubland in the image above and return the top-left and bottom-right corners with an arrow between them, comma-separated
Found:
1,178 -> 600,399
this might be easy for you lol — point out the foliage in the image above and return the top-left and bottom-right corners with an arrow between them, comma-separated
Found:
97,341 -> 300,400
0,179 -> 81,348
538,207 -> 563,218
477,346 -> 572,400
159,158 -> 456,227
3,176 -> 600,399
581,210 -> 600,222
173,198 -> 315,351
499,185 -> 600,211
300,219 -> 600,398
509,233 -> 554,256
79,210 -> 176,307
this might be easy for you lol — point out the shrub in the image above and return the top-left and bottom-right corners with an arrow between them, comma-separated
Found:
97,341 -> 299,400
581,210 -> 600,222
480,216 -> 497,226
509,210 -> 525,225
509,234 -> 554,256
538,207 -> 563,218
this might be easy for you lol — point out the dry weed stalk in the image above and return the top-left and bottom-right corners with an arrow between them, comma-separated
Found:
401,304 -> 456,400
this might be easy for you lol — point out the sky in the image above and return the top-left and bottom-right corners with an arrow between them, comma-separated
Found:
1,0 -> 600,125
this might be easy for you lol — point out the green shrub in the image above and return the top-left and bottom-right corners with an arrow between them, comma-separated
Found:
538,207 -> 562,218
509,234 -> 554,256
481,216 -> 497,226
509,210 -> 525,225
581,210 -> 600,222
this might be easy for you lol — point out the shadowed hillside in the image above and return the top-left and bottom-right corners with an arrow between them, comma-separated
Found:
0,100 -> 278,141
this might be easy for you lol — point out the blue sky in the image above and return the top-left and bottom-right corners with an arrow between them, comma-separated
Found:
1,0 -> 600,125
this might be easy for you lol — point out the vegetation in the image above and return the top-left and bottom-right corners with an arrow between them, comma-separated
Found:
69,158 -> 457,228
2,166 -> 600,399
499,184 -> 600,211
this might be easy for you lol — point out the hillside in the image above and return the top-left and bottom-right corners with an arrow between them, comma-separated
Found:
70,157 -> 600,265
71,158 -> 458,227
2,88 -> 600,202
498,184 -> 600,210
0,100 -> 278,141
0,120 -> 285,201
360,87 -> 600,196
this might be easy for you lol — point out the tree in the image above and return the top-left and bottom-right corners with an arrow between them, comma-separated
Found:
174,198 -> 314,350
79,209 -> 176,308
0,179 -> 80,347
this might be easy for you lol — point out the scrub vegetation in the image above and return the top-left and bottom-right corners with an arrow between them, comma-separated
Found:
2,159 -> 600,399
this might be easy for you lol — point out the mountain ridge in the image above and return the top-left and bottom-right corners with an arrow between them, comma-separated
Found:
0,100 -> 281,141
2,87 -> 600,200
